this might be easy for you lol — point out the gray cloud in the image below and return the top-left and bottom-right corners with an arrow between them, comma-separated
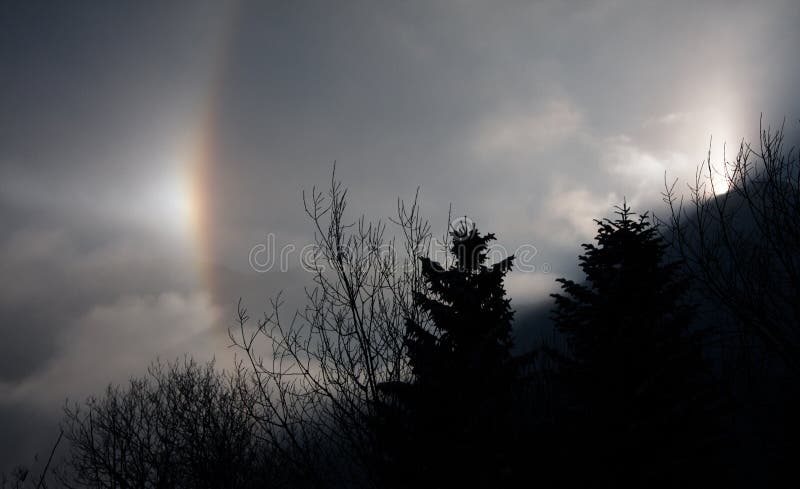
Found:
1,0 -> 799,473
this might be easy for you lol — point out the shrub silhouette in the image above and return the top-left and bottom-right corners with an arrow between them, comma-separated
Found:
60,359 -> 275,489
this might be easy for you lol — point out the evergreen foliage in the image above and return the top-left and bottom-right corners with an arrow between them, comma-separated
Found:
376,222 -> 517,489
550,202 -> 721,488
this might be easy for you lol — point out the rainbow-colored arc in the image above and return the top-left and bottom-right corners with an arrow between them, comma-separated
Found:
181,0 -> 242,300
185,106 -> 217,295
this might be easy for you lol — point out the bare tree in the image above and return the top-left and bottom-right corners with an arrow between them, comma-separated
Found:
55,171 -> 433,489
662,119 -> 800,374
230,170 -> 432,488
60,358 -> 272,489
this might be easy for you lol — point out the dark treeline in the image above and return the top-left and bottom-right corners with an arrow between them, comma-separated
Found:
6,123 -> 798,488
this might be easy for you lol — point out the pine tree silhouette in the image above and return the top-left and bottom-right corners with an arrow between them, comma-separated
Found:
550,202 -> 721,488
375,221 -> 517,489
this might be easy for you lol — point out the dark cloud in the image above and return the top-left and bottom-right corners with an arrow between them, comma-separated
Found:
2,0 -> 799,473
0,307 -> 58,382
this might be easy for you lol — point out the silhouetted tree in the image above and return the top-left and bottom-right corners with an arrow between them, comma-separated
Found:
663,120 -> 800,373
60,359 -> 275,489
375,221 -> 517,489
551,202 -> 720,488
56,170 -> 432,489
662,119 -> 800,486
231,170 -> 431,488
0,429 -> 62,489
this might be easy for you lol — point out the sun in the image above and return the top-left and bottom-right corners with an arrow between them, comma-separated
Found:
143,165 -> 195,237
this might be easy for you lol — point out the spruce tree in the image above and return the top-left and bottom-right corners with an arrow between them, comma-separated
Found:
376,221 -> 517,489
551,202 -> 719,488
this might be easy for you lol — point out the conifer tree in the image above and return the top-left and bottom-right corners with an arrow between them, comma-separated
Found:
551,202 -> 719,488
376,221 -> 517,489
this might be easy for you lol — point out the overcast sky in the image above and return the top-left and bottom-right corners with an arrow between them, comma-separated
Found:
1,0 -> 799,470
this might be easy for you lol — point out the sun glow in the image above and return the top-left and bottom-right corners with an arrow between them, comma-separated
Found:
152,168 -> 195,232
175,143 -> 203,239
132,137 -> 203,244
703,125 -> 739,196
695,86 -> 745,197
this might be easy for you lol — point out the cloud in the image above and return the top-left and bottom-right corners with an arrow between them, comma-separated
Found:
649,112 -> 692,126
506,271 -> 559,302
1,291 -> 222,407
1,0 -> 799,472
601,135 -> 695,205
0,221 -> 201,384
538,182 -> 620,244
472,99 -> 584,157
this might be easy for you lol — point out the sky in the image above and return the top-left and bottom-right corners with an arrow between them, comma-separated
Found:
1,0 -> 799,471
